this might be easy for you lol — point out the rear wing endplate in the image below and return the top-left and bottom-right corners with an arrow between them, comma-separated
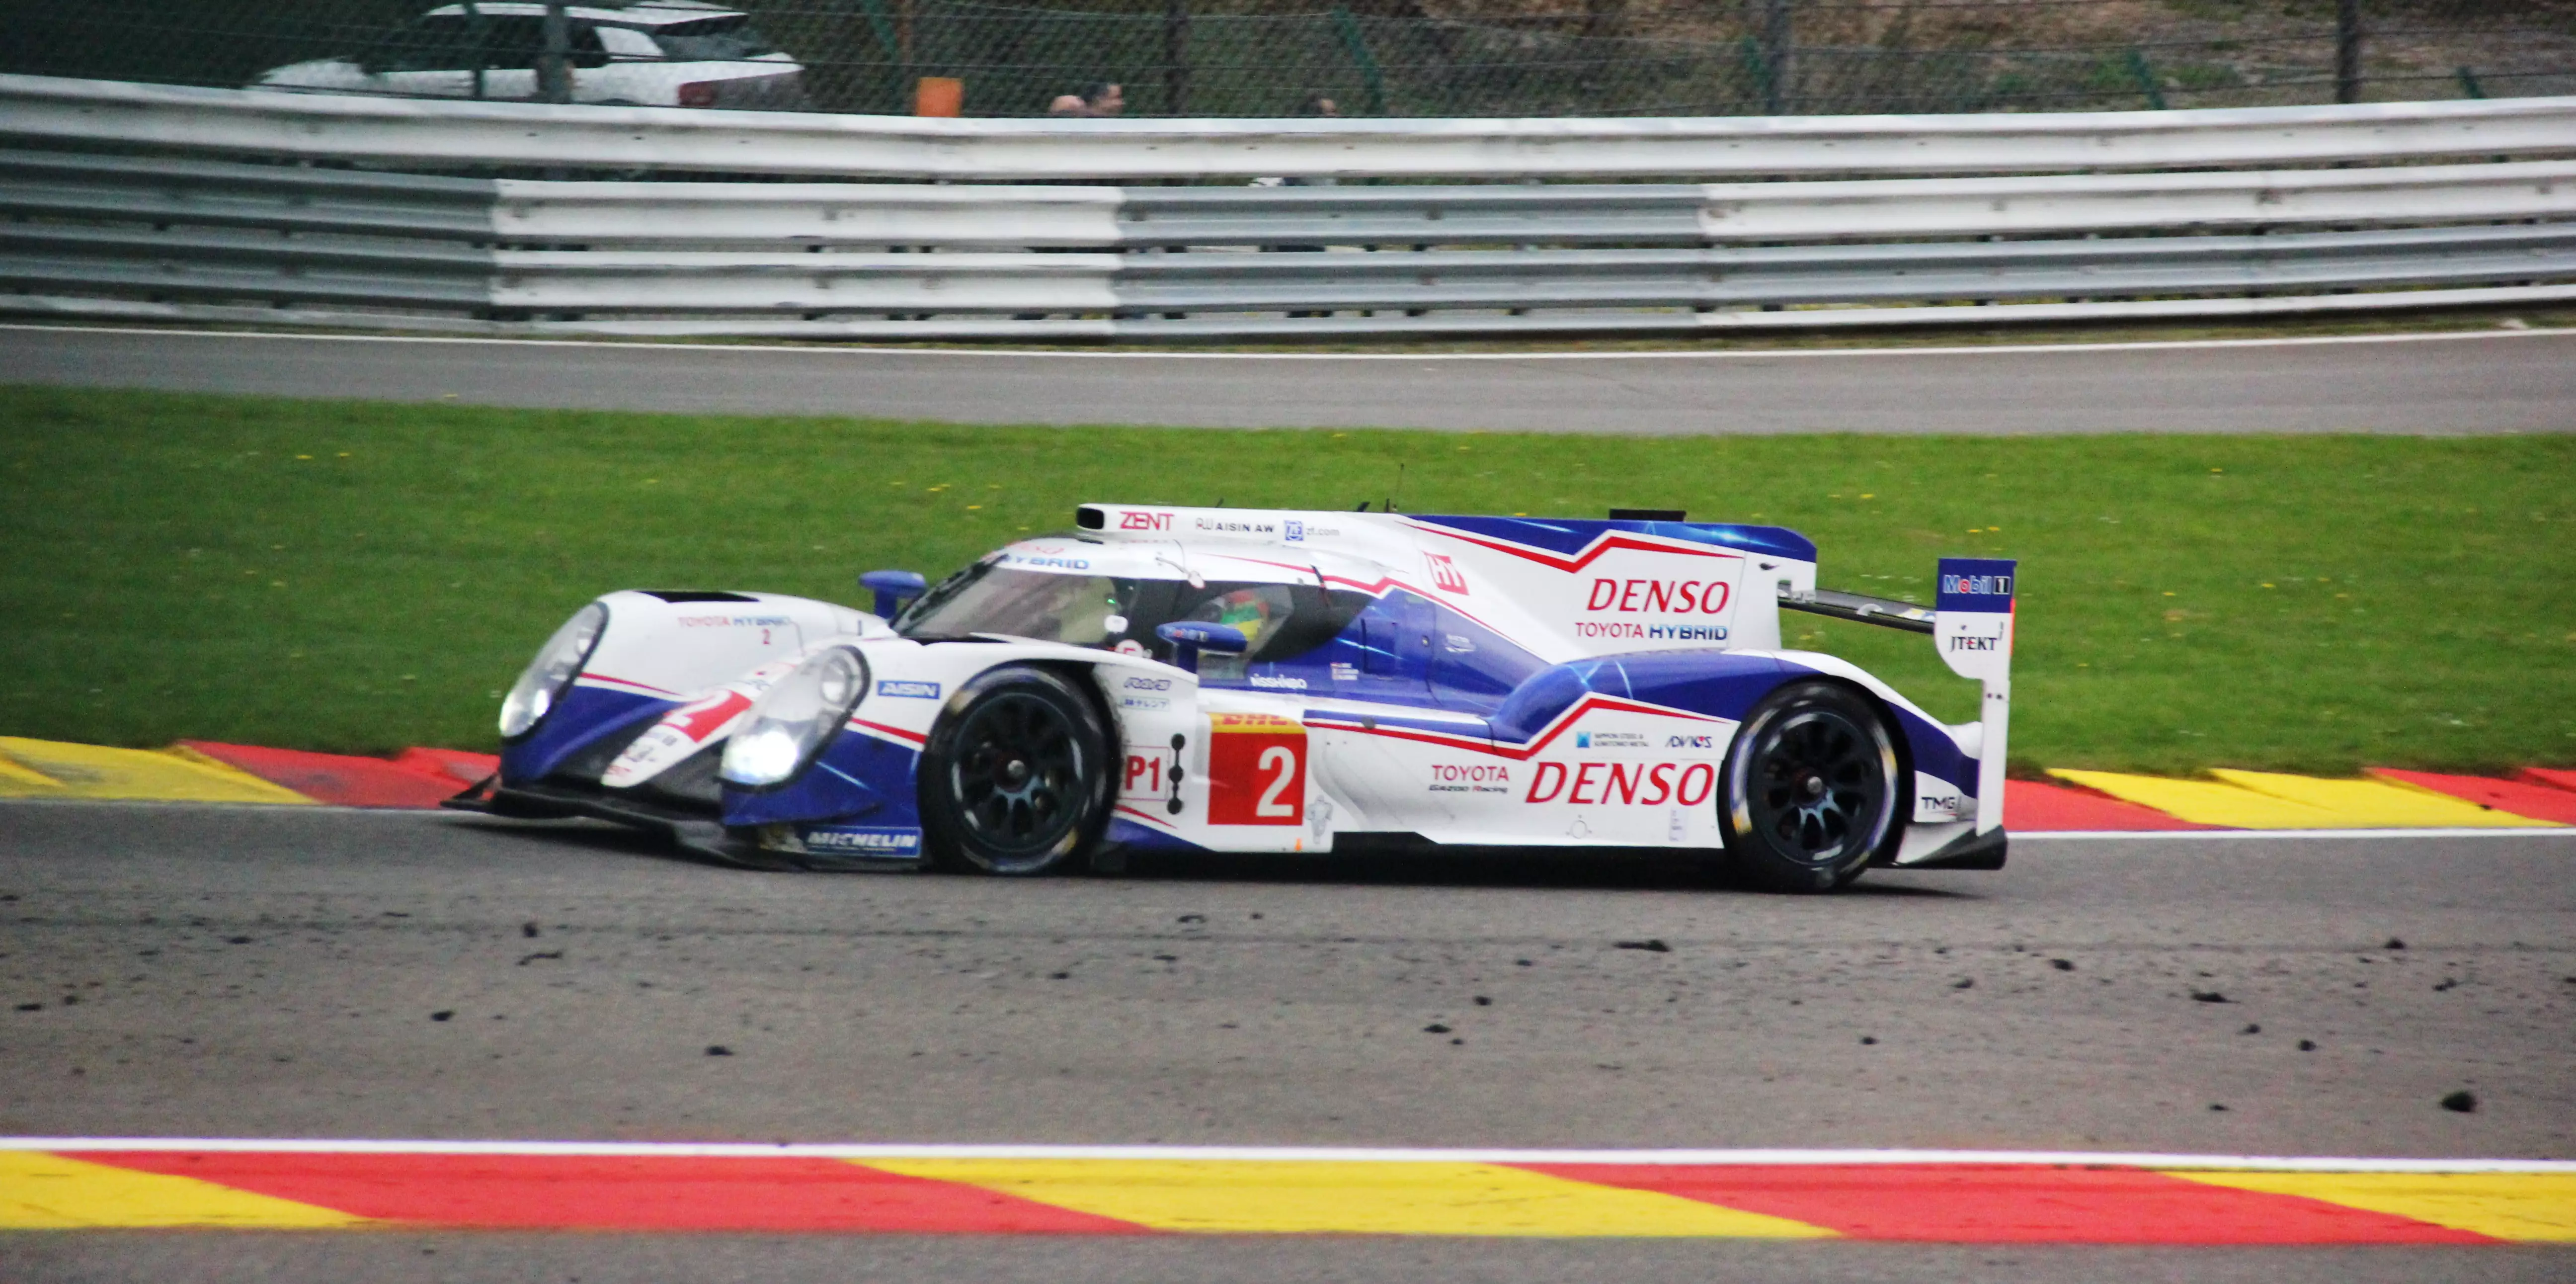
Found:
1781,559 -> 2016,835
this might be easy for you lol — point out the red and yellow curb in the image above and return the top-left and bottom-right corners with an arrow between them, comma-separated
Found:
3,1143 -> 2571,1241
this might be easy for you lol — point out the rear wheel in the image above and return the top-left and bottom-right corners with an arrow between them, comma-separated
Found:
920,666 -> 1110,875
1716,682 -> 1902,893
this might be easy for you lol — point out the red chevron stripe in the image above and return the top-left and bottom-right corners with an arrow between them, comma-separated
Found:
71,1151 -> 1147,1234
1520,1163 -> 2494,1244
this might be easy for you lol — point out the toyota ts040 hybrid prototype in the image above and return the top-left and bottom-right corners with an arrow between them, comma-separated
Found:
451,505 -> 2017,892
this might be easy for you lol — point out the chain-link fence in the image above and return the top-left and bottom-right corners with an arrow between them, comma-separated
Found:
5,0 -> 2571,117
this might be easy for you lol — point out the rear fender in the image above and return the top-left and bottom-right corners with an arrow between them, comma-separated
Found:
1772,650 -> 1977,822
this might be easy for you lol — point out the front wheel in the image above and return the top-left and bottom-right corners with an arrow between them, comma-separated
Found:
920,666 -> 1111,875
1715,682 -> 1902,894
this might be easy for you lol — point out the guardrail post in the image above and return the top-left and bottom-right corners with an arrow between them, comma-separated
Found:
1331,7 -> 1387,115
464,1 -> 489,101
2123,47 -> 2167,110
537,3 -> 572,104
1756,0 -> 1791,115
855,0 -> 908,114
2335,0 -> 2363,104
1165,0 -> 1191,115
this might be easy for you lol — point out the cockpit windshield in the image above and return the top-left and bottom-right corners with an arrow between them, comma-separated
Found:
896,552 -> 1367,673
898,567 -> 1139,646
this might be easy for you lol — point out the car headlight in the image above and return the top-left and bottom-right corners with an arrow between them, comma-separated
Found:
499,601 -> 608,740
720,646 -> 869,789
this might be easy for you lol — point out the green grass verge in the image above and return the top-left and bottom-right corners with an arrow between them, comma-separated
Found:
3,385 -> 2571,775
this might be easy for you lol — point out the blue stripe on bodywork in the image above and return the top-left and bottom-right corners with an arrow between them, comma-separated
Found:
1107,815 -> 1210,852
500,685 -> 671,784
723,725 -> 922,829
1488,651 -> 1788,745
1409,514 -> 1818,564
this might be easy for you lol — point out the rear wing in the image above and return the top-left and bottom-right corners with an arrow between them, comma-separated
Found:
1781,557 -> 2015,835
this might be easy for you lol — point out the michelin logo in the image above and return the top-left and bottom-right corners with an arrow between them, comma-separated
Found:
801,827 -> 922,855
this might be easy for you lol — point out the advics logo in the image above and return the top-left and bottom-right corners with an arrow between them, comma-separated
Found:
1123,676 -> 1174,691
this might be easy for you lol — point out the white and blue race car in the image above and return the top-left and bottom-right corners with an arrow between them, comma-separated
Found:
452,505 -> 2016,892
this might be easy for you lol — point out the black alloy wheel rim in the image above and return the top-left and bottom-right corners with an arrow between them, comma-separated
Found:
948,691 -> 1084,857
1748,709 -> 1886,865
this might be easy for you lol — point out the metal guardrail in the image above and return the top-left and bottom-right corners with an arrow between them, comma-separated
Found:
19,147 -> 2576,249
5,75 -> 2576,340
10,74 -> 2576,180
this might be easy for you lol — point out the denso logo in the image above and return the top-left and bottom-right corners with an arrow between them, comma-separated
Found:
1584,579 -> 1731,614
1123,676 -> 1173,691
1527,761 -> 1717,806
1119,511 -> 1174,531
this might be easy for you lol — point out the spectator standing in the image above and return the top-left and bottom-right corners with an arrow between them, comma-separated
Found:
1047,82 -> 1125,117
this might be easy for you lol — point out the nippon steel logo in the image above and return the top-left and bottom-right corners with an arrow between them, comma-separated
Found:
1940,572 -> 2013,598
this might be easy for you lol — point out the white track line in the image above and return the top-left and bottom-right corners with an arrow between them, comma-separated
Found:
7,321 -> 2572,363
4,1137 -> 2572,1172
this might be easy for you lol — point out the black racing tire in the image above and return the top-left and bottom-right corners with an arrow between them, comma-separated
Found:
919,665 -> 1112,876
1714,681 -> 1903,894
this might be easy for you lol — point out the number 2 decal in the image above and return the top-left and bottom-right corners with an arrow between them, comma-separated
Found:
1206,714 -> 1306,826
1255,745 -> 1298,818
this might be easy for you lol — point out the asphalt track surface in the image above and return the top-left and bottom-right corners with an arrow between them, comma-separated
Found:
5,324 -> 2576,434
2,801 -> 2572,1282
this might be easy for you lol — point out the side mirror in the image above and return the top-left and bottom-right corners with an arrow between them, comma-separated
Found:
1156,621 -> 1248,674
860,569 -> 928,620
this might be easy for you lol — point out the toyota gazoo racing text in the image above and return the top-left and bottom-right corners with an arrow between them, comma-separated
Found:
451,505 -> 2017,892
